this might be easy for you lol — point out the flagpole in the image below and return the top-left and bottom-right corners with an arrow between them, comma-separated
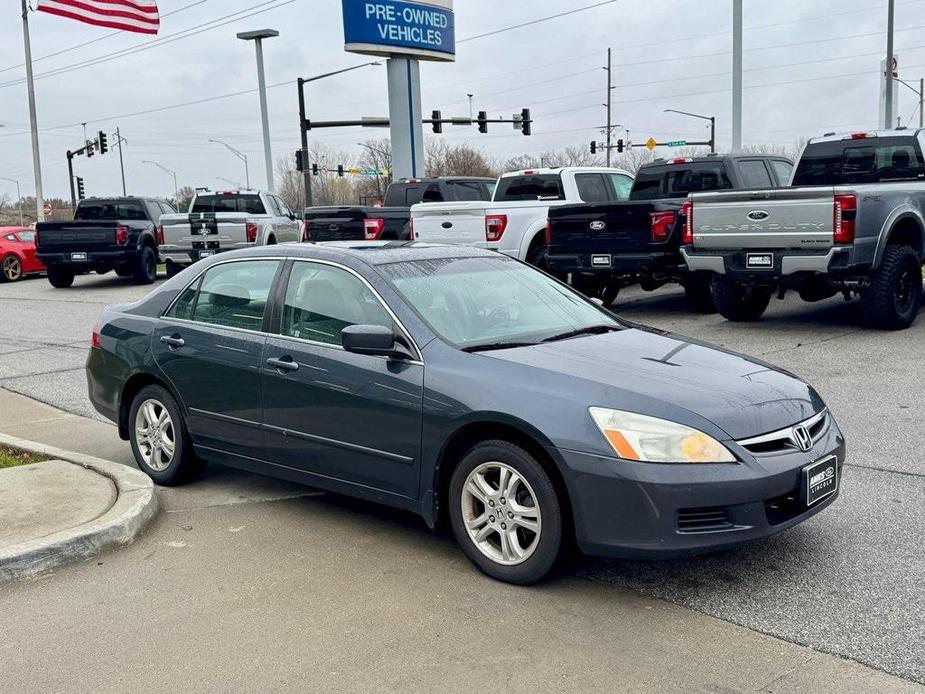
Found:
22,0 -> 44,223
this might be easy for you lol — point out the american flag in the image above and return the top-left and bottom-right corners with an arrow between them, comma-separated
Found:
36,0 -> 160,35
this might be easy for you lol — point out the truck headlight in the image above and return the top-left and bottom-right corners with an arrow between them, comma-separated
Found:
588,407 -> 736,464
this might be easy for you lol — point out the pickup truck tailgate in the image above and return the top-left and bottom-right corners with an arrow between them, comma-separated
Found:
548,202 -> 661,254
37,223 -> 119,252
691,187 -> 836,250
411,202 -> 488,245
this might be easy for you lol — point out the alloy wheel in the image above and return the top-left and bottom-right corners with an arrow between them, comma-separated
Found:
2,256 -> 22,282
461,461 -> 542,565
134,398 -> 176,472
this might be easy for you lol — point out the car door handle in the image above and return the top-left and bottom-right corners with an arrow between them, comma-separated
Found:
267,356 -> 299,373
160,335 -> 185,349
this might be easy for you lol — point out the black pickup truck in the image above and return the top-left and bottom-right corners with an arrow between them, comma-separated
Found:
545,154 -> 793,309
36,197 -> 173,288
304,176 -> 495,242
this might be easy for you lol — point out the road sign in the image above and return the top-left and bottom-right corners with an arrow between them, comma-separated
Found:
667,140 -> 688,147
646,137 -> 657,151
342,0 -> 456,62
42,202 -> 52,216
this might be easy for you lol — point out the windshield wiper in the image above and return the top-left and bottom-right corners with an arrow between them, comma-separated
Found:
541,324 -> 621,343
461,341 -> 539,353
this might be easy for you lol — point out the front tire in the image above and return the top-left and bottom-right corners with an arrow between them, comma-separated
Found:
1,254 -> 23,282
128,384 -> 203,485
449,440 -> 563,585
46,265 -> 75,288
713,277 -> 771,321
133,245 -> 157,285
861,245 -> 922,330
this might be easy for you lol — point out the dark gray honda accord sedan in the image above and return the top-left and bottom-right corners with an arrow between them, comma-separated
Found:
87,242 -> 843,584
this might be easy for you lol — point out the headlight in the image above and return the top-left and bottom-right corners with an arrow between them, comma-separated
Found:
588,407 -> 736,464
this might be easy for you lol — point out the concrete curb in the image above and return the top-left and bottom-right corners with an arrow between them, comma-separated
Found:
0,432 -> 158,583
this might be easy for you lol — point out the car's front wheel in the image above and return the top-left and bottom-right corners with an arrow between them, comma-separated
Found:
129,384 -> 203,485
1,254 -> 23,282
449,440 -> 563,584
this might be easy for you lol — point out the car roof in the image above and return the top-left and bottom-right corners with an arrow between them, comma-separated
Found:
644,153 -> 792,168
229,241 -> 501,267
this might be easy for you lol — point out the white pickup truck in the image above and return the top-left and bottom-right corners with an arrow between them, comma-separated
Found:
410,167 -> 635,268
159,189 -> 303,276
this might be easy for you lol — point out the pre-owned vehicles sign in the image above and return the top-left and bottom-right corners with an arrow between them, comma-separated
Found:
342,0 -> 455,61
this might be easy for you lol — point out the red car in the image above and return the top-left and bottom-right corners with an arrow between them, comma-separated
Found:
0,227 -> 44,282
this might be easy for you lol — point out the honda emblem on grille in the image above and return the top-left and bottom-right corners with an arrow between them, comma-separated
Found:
792,425 -> 813,452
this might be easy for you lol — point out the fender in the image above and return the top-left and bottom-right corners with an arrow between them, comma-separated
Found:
516,219 -> 550,261
872,206 -> 925,269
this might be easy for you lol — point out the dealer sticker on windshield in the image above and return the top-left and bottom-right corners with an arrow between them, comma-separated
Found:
803,455 -> 838,506
746,253 -> 774,269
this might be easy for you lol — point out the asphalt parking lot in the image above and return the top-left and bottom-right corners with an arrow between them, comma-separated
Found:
1,271 -> 923,685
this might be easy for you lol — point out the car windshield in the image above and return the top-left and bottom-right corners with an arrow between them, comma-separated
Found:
379,255 -> 622,349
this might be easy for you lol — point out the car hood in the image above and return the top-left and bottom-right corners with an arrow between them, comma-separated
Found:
486,327 -> 823,440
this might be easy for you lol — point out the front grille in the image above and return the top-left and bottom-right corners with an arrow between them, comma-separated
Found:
738,410 -> 830,456
764,490 -> 804,526
677,507 -> 734,533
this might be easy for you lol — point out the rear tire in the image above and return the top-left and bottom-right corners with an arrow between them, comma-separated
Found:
1,254 -> 23,282
165,261 -> 183,279
713,277 -> 771,321
128,384 -> 204,485
46,265 -> 75,288
114,265 -> 133,277
133,245 -> 157,285
682,274 -> 716,313
527,244 -> 566,281
601,282 -> 620,306
861,245 -> 922,330
449,440 -> 563,585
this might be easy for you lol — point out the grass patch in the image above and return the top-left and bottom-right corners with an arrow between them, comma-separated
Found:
0,446 -> 47,470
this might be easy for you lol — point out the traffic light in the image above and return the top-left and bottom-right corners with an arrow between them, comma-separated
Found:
520,108 -> 531,136
86,140 -> 94,158
295,149 -> 304,172
312,163 -> 319,176
76,177 -> 85,200
337,164 -> 344,177
98,131 -> 108,155
477,111 -> 488,134
590,141 -> 597,154
431,110 -> 442,134
617,139 -> 624,153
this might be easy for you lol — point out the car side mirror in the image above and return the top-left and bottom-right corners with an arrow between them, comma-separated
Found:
342,324 -> 397,357
589,297 -> 604,306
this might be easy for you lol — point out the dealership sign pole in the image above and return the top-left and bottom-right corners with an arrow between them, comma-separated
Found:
341,0 -> 455,180
20,0 -> 45,223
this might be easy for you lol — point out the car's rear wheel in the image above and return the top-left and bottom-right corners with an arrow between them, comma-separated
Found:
129,384 -> 203,485
861,245 -> 922,330
712,277 -> 771,321
165,261 -> 183,279
46,265 -> 75,288
1,254 -> 23,282
682,274 -> 716,313
449,440 -> 563,584
133,245 -> 157,285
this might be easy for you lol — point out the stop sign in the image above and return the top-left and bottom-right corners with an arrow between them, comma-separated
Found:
43,202 -> 52,217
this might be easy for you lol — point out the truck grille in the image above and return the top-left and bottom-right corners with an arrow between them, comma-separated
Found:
737,410 -> 829,455
677,507 -> 734,533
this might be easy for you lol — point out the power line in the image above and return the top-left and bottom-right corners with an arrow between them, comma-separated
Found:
457,1 -> 619,43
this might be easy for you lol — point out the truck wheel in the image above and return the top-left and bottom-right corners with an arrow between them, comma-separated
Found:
601,282 -> 620,306
133,246 -> 157,285
713,278 -> 771,321
527,245 -> 566,281
570,273 -> 601,297
114,265 -> 133,277
165,261 -> 182,279
46,266 -> 75,288
861,245 -> 923,330
682,274 -> 716,313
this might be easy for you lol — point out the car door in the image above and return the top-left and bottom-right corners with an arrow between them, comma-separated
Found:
261,259 -> 424,498
153,258 -> 282,459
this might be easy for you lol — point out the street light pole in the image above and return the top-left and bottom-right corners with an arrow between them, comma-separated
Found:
209,139 -> 249,188
885,0 -> 895,128
237,29 -> 279,192
663,109 -> 716,153
142,160 -> 179,202
604,47 -> 613,167
0,176 -> 23,225
732,0 -> 743,151
297,61 -> 381,208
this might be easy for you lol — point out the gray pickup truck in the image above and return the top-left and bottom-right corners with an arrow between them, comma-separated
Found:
682,130 -> 925,329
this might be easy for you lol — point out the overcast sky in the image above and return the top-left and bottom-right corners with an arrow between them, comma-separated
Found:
1,0 -> 922,201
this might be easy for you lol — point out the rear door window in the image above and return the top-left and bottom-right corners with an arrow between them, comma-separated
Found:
493,174 -> 564,201
737,160 -> 775,188
421,184 -> 443,202
445,180 -> 493,201
574,173 -> 612,203
608,174 -> 633,200
769,160 -> 794,185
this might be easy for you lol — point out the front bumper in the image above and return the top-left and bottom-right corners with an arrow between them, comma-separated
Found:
547,251 -> 682,276
681,246 -> 851,280
556,420 -> 845,559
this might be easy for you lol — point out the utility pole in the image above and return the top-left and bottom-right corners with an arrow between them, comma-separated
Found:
921,77 -> 923,127
21,0 -> 44,222
732,0 -> 743,151
885,0 -> 895,128
298,78 -> 312,208
605,47 -> 613,167
116,128 -> 126,195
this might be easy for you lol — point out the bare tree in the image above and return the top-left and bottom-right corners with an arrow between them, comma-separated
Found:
169,186 -> 196,212
356,139 -> 393,204
613,146 -> 658,174
275,156 -> 304,212
425,139 -> 498,178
